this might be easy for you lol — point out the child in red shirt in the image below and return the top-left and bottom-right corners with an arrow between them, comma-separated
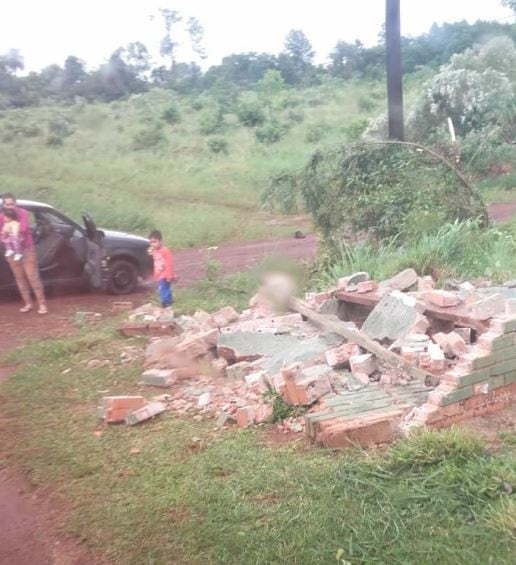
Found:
148,230 -> 175,309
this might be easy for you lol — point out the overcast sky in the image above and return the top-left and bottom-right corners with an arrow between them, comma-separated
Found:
1,0 -> 514,72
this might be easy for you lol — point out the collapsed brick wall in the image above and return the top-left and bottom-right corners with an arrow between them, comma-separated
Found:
406,315 -> 516,429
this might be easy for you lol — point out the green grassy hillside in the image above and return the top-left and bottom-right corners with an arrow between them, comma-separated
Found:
0,79 -> 400,249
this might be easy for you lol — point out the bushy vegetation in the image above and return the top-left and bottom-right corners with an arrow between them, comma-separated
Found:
318,219 -> 516,288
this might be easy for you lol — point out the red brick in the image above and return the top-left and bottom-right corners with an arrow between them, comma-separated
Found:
236,406 -> 255,427
356,280 -> 379,293
325,342 -> 360,368
426,290 -> 461,308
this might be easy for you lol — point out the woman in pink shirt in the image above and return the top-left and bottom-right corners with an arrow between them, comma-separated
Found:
0,192 -> 48,314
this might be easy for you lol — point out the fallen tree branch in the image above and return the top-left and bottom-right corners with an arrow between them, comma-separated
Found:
288,297 -> 437,386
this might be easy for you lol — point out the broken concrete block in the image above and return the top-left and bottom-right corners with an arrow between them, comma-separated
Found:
380,268 -> 418,291
226,361 -> 258,380
349,353 -> 376,376
458,281 -> 475,292
211,306 -> 240,328
426,290 -> 462,308
469,293 -> 505,320
428,343 -> 445,372
211,358 -> 228,378
125,402 -> 166,425
362,292 -> 418,341
215,411 -> 232,427
337,277 -> 350,289
236,405 -> 256,427
506,299 -> 516,316
217,331 -> 302,364
325,342 -> 361,368
409,313 -> 430,335
100,396 -> 146,423
142,369 -> 177,387
244,371 -> 268,393
318,297 -> 339,316
193,310 -> 216,330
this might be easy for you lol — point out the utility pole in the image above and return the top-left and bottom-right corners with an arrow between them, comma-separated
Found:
385,0 -> 404,140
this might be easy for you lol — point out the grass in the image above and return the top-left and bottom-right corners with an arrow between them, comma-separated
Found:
0,79 -> 404,250
1,330 -> 515,564
318,219 -> 516,288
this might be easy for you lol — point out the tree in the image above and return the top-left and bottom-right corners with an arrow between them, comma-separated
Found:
187,17 -> 207,60
0,49 -> 24,75
159,9 -> 182,69
502,0 -> 516,12
329,40 -> 365,78
282,30 -> 315,84
63,56 -> 87,88
258,69 -> 285,97
122,42 -> 151,79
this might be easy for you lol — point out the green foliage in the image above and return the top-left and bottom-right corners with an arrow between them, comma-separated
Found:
258,69 -> 286,97
286,108 -> 305,123
45,134 -> 65,147
265,143 -> 487,253
236,99 -> 266,127
199,107 -> 224,134
357,94 -> 375,112
318,219 -> 516,287
207,136 -> 229,154
305,123 -> 327,143
161,103 -> 181,124
48,114 -> 75,138
255,120 -> 285,144
132,122 -> 166,150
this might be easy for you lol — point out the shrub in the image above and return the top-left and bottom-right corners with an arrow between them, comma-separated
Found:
132,123 -> 166,150
236,100 -> 266,127
48,115 -> 75,138
199,108 -> 224,135
286,109 -> 305,124
162,104 -> 181,125
264,143 -> 487,254
305,123 -> 327,143
357,95 -> 375,112
207,136 -> 229,155
191,99 -> 204,111
45,134 -> 64,147
255,121 -> 285,144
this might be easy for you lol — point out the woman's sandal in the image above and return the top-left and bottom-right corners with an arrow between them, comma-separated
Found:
38,305 -> 48,315
20,304 -> 33,313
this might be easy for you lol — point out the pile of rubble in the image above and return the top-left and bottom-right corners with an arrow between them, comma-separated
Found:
98,269 -> 516,447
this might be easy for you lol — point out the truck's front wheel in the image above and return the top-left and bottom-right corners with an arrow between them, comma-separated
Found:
107,259 -> 138,294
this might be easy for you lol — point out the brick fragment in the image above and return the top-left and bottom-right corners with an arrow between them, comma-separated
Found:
454,327 -> 472,344
142,369 -> 177,387
211,306 -> 240,328
426,290 -> 462,308
349,353 -> 377,376
236,405 -> 256,427
428,343 -> 445,372
325,342 -> 360,368
356,280 -> 379,293
125,402 -> 166,425
100,396 -> 146,423
281,364 -> 332,406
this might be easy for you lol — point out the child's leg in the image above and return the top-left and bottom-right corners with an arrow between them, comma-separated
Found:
11,234 -> 22,256
158,279 -> 173,308
3,234 -> 15,256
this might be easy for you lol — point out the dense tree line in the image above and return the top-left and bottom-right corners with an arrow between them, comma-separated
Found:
1,19 -> 515,109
